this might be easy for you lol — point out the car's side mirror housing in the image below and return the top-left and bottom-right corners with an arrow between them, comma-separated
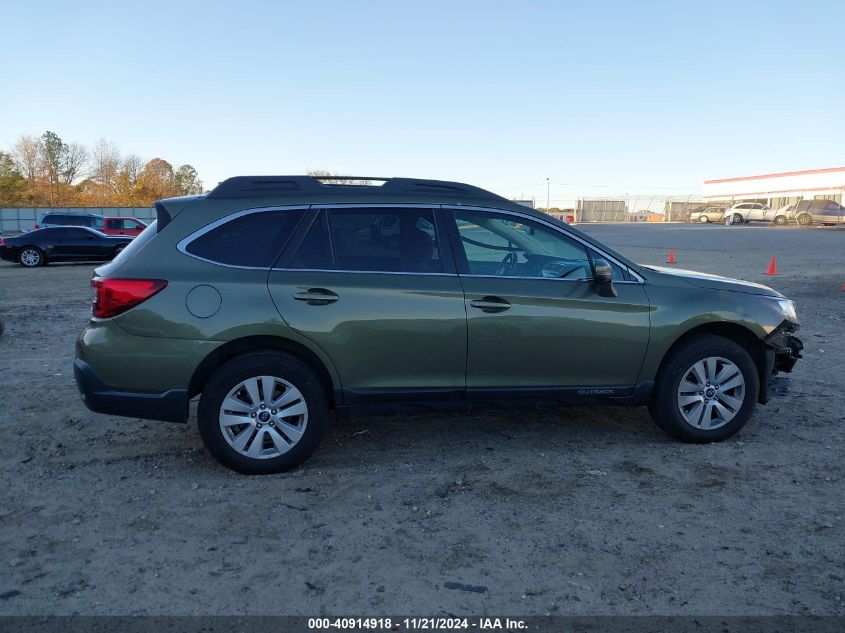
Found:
593,258 -> 617,297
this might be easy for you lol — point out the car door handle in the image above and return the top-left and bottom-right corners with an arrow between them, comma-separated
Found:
469,297 -> 511,313
293,289 -> 339,305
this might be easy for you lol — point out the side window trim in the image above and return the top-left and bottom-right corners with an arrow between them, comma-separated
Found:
274,205 -> 457,275
177,205 -> 311,270
441,205 -> 643,283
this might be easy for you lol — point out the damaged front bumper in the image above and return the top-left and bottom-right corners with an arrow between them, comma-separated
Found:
760,320 -> 803,403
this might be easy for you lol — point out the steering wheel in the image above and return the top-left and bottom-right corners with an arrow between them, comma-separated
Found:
495,251 -> 518,276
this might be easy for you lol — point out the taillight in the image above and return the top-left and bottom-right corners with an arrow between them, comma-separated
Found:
91,277 -> 167,318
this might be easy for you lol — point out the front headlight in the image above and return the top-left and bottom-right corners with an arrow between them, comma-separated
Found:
772,298 -> 798,323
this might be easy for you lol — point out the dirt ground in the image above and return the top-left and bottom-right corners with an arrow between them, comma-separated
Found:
0,223 -> 843,616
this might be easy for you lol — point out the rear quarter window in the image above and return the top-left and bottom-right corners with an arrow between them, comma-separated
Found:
184,210 -> 305,268
108,220 -> 158,267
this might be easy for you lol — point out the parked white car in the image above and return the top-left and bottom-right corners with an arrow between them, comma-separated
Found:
724,202 -> 772,224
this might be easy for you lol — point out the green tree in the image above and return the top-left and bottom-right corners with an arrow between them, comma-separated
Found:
174,164 -> 202,195
0,151 -> 27,205
40,130 -> 65,204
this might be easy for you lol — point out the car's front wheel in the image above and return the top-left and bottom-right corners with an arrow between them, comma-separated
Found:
197,352 -> 329,474
19,247 -> 45,268
699,215 -> 709,223
649,335 -> 759,443
797,214 -> 813,226
773,215 -> 787,226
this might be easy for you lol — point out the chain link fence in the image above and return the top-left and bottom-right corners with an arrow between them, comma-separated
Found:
573,196 -> 706,223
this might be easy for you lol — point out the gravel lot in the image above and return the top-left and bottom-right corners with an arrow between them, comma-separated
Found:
0,223 -> 843,616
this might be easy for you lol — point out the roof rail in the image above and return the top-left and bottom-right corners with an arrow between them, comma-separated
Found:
206,175 -> 507,202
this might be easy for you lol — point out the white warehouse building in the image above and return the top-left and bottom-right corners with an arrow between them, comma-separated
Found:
701,166 -> 845,209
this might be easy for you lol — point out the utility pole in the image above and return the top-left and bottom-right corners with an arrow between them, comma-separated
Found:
546,177 -> 550,211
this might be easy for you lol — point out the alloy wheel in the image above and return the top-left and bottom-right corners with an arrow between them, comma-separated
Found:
699,216 -> 708,223
676,356 -> 745,430
218,375 -> 308,459
20,249 -> 41,267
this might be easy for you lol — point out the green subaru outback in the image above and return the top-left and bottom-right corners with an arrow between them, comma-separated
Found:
74,176 -> 803,474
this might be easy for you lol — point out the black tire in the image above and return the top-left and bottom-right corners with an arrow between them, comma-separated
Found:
797,214 -> 812,226
18,246 -> 45,268
197,352 -> 329,474
648,335 -> 759,443
773,215 -> 786,226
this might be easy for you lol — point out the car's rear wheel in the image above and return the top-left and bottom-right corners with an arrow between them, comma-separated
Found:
649,335 -> 759,443
797,214 -> 813,226
197,352 -> 329,474
773,215 -> 786,226
699,215 -> 709,223
19,247 -> 44,268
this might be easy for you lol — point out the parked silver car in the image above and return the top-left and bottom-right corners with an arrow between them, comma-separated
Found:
793,199 -> 845,226
769,200 -> 844,226
688,205 -> 727,223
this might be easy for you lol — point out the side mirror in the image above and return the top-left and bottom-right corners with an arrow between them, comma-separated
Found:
593,258 -> 617,297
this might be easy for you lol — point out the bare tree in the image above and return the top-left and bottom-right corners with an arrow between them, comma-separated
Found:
307,169 -> 371,186
92,138 -> 121,191
11,135 -> 40,184
62,142 -> 89,184
122,154 -> 144,186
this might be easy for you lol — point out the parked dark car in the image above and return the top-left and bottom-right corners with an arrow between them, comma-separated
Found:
35,211 -> 106,231
792,199 -> 845,226
1,227 -> 132,267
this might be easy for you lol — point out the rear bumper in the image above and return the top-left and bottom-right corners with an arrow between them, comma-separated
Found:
74,358 -> 188,423
760,321 -> 803,403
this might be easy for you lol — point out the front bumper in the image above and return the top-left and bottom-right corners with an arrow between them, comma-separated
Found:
74,358 -> 188,423
760,321 -> 803,403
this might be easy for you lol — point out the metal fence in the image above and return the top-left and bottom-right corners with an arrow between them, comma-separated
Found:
574,196 -> 706,222
0,207 -> 154,234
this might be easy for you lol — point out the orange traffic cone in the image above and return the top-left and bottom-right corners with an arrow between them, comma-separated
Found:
667,250 -> 677,264
765,257 -> 778,276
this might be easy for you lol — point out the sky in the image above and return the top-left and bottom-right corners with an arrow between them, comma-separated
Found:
1,0 -> 843,207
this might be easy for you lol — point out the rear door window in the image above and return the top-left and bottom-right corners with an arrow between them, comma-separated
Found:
288,208 -> 443,273
184,209 -> 305,268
